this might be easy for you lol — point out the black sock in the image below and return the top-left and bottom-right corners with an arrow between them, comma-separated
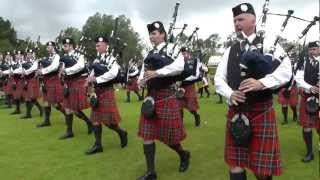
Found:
191,111 -> 199,119
55,104 -> 66,115
32,99 -> 42,113
44,106 -> 51,123
303,130 -> 313,155
291,106 -> 297,120
230,171 -> 246,180
181,109 -> 184,120
25,101 -> 32,116
143,143 -> 156,172
93,125 -> 102,147
75,111 -> 91,124
199,87 -> 203,97
107,124 -> 124,136
15,99 -> 20,111
282,106 -> 288,123
204,87 -> 210,97
168,143 -> 185,157
126,91 -> 130,101
65,114 -> 73,133
134,91 -> 142,99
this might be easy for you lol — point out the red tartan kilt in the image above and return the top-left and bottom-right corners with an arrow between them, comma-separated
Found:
90,87 -> 121,125
5,77 -> 15,95
127,77 -> 139,91
63,77 -> 90,111
23,77 -> 40,100
43,75 -> 63,104
138,88 -> 186,145
3,81 -> 10,94
179,83 -> 199,112
225,100 -> 282,176
298,93 -> 320,129
12,78 -> 23,99
277,86 -> 298,106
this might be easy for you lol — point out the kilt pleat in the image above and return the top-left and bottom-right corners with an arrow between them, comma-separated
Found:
298,93 -> 320,129
63,77 -> 90,111
180,83 -> 199,112
127,77 -> 139,91
23,77 -> 40,100
90,87 -> 121,125
138,88 -> 186,145
43,75 -> 63,104
12,77 -> 23,100
277,86 -> 298,106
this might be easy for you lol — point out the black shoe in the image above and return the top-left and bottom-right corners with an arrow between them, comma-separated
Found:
302,153 -> 314,163
179,151 -> 190,172
85,145 -> 103,155
59,132 -> 74,140
120,131 -> 128,148
36,122 -> 51,128
195,114 -> 200,127
137,171 -> 157,180
138,96 -> 144,101
21,114 -> 32,119
10,110 -> 21,115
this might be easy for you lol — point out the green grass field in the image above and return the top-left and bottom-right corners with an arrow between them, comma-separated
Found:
0,88 -> 319,180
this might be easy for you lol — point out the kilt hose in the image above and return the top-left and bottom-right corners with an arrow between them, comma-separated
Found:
63,76 -> 90,112
127,77 -> 139,91
90,86 -> 121,126
225,99 -> 282,176
23,76 -> 40,101
43,74 -> 64,105
138,88 -> 186,145
12,77 -> 23,100
277,86 -> 298,106
299,92 -> 320,129
180,83 -> 199,112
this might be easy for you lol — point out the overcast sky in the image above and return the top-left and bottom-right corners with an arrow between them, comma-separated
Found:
0,0 -> 318,45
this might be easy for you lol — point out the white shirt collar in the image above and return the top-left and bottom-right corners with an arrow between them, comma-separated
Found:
154,42 -> 166,51
241,32 -> 256,44
68,50 -> 75,56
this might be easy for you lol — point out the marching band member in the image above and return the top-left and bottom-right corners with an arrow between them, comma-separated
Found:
58,38 -> 93,139
137,21 -> 190,180
21,49 -> 42,119
85,36 -> 128,155
295,41 -> 320,163
214,3 -> 291,180
36,41 -> 65,128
